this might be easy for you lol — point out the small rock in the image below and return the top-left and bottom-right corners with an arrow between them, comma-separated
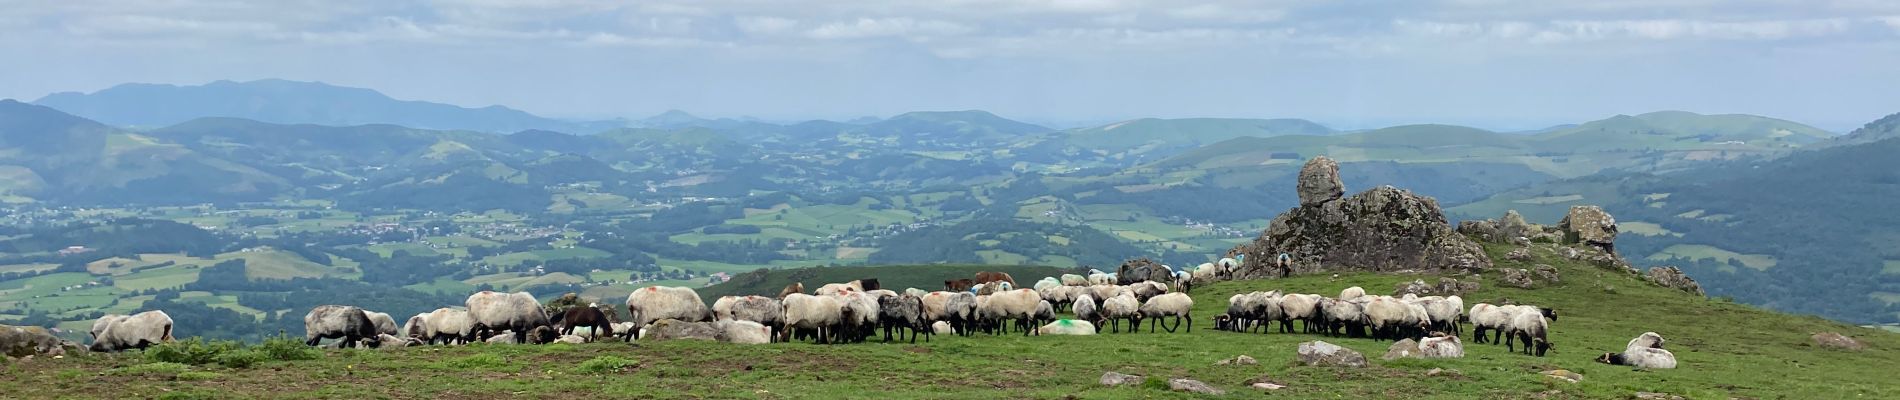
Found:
1168,378 -> 1225,395
1381,339 -> 1421,360
1424,367 -> 1463,377
1393,279 -> 1435,297
1506,247 -> 1533,261
1297,341 -> 1367,367
1213,355 -> 1259,366
1540,369 -> 1583,383
1559,205 -> 1618,252
1099,371 -> 1143,386
1812,332 -> 1867,351
1646,266 -> 1705,296
1251,382 -> 1285,390
1533,264 -> 1561,283
1634,392 -> 1685,400
1501,268 -> 1536,289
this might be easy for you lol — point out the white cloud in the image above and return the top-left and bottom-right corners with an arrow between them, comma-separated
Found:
806,18 -> 973,40
736,16 -> 799,35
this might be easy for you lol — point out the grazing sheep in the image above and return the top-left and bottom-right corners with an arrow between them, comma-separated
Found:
717,320 -> 774,344
1599,347 -> 1677,369
1073,294 -> 1101,330
831,291 -> 880,343
973,281 -> 1013,295
781,293 -> 843,344
1129,281 -> 1169,302
1030,300 -> 1057,330
1215,258 -> 1239,280
1503,310 -> 1553,356
1060,274 -> 1089,286
779,282 -> 805,299
1224,292 -> 1271,333
423,308 -> 475,345
1139,292 -> 1194,333
550,305 -> 614,340
1468,303 -> 1510,344
904,288 -> 930,298
1415,296 -> 1464,335
1034,277 -> 1062,291
1089,285 -> 1130,309
942,291 -> 981,336
1036,319 -> 1098,335
726,296 -> 784,340
1419,335 -> 1465,358
625,286 -> 712,341
365,311 -> 399,336
1339,286 -> 1366,301
978,289 -> 1043,336
467,291 -> 555,344
864,289 -> 897,299
89,314 -> 129,342
877,294 -> 931,343
1278,293 -> 1324,334
1320,298 -> 1367,338
303,305 -> 379,348
89,311 -> 174,352
1365,296 -> 1425,341
401,313 -> 430,339
1100,293 -> 1143,333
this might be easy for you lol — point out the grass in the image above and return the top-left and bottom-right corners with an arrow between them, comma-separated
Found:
699,264 -> 1075,302
7,244 -> 1895,398
1644,244 -> 1777,270
1883,260 -> 1900,275
1618,221 -> 1680,237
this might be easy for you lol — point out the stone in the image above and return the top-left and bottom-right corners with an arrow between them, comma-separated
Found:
1499,210 -> 1536,239
643,319 -> 722,341
1533,264 -> 1561,283
1500,268 -> 1536,289
1381,338 -> 1421,360
1541,369 -> 1583,383
1506,247 -> 1533,261
1297,156 -> 1344,206
1646,266 -> 1705,296
1099,371 -> 1143,386
1435,277 -> 1480,295
1214,355 -> 1258,366
1231,181 -> 1493,279
1424,368 -> 1462,377
1168,378 -> 1225,395
1812,332 -> 1867,351
1634,392 -> 1685,400
1297,341 -> 1367,367
0,325 -> 80,358
1393,279 -> 1435,297
1251,382 -> 1286,390
1558,205 -> 1618,252
1115,257 -> 1173,286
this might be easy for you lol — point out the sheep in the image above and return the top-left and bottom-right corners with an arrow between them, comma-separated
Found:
1472,304 -> 1556,345
1100,293 -> 1143,333
89,310 -> 174,352
717,320 -> 774,344
1036,319 -> 1098,335
467,291 -> 555,344
1087,271 -> 1116,286
1599,347 -> 1677,369
1416,296 -> 1464,335
904,288 -> 930,298
780,293 -> 843,344
625,286 -> 712,341
303,305 -> 380,348
726,296 -> 784,339
1171,270 -> 1193,294
550,305 -> 614,340
401,313 -> 430,340
712,296 -> 742,321
610,322 -> 637,340
423,308 -> 475,345
941,291 -> 980,336
1033,277 -> 1062,291
778,282 -> 805,299
1319,298 -> 1367,338
1129,281 -> 1169,302
1365,296 -> 1425,341
370,333 -> 422,348
1627,331 -> 1665,351
365,311 -> 399,336
973,281 -> 1012,295
1224,292 -> 1276,333
1503,310 -> 1553,356
877,293 -> 931,343
1419,335 -> 1465,358
1278,293 -> 1324,334
1089,285 -> 1130,309
931,321 -> 954,335
850,279 -> 882,291
1060,274 -> 1089,286
1339,286 -> 1366,301
1215,257 -> 1239,280
1030,300 -> 1057,331
864,289 -> 897,299
831,291 -> 880,343
553,335 -> 590,344
89,314 -> 128,342
816,282 -> 860,296
1073,294 -> 1101,330
1039,285 -> 1082,312
1190,263 -> 1218,282
1139,292 -> 1194,333
978,289 -> 1043,336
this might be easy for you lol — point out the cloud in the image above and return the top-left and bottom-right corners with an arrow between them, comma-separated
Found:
805,18 -> 973,40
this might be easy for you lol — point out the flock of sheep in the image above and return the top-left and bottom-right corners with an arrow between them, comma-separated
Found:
81,258 -> 1677,370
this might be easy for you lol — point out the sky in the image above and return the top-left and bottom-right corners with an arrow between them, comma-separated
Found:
2,0 -> 1898,131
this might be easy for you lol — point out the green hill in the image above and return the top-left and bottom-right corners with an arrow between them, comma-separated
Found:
699,264 -> 1076,301
9,243 -> 1895,399
1063,117 -> 1335,153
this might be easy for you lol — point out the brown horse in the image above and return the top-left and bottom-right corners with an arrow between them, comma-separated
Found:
778,282 -> 805,299
550,306 -> 614,340
944,279 -> 975,292
974,271 -> 1016,287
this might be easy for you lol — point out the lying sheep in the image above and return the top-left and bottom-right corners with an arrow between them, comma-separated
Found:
304,305 -> 380,348
781,293 -> 843,344
554,335 -> 589,344
1100,293 -> 1143,333
90,311 -> 174,352
1599,347 -> 1676,369
1627,331 -> 1665,351
718,320 -> 773,344
1036,319 -> 1098,335
423,308 -> 475,345
365,311 -> 399,336
1503,310 -> 1553,356
1420,335 -> 1465,358
625,286 -> 712,341
467,291 -> 555,344
1339,286 -> 1366,301
1139,292 -> 1194,333
931,321 -> 954,335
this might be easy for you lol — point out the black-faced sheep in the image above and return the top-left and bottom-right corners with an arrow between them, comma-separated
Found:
1100,293 -> 1143,333
89,311 -> 174,352
90,314 -> 128,342
1365,296 -> 1426,341
1599,347 -> 1676,369
1503,310 -> 1553,356
1278,293 -> 1324,334
625,286 -> 712,341
831,291 -> 880,343
423,308 -> 475,345
1073,293 -> 1102,331
1319,298 -> 1367,338
878,293 -> 931,343
1226,291 -> 1283,333
1139,292 -> 1193,333
978,289 -> 1042,336
1129,281 -> 1169,302
304,305 -> 380,348
401,313 -> 430,340
468,291 -> 555,344
781,293 -> 843,344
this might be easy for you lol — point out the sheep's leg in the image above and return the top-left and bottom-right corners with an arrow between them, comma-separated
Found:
1185,313 -> 1192,333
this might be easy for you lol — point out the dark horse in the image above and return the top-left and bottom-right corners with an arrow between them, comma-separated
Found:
549,306 -> 614,340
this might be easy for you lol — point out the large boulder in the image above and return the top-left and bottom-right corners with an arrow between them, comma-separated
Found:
1115,258 -> 1173,286
1230,177 -> 1492,279
1812,332 -> 1867,351
1645,266 -> 1704,296
1381,338 -> 1421,360
1296,341 -> 1367,367
1558,206 -> 1618,252
0,325 -> 79,358
1297,157 -> 1345,206
1500,268 -> 1536,289
642,319 -> 722,341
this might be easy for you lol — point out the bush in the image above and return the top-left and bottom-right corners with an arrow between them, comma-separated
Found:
144,338 -> 242,366
575,355 -> 638,374
256,333 -> 321,361
214,349 -> 266,369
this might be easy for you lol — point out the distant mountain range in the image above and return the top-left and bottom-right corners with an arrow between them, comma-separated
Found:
33,79 -> 622,133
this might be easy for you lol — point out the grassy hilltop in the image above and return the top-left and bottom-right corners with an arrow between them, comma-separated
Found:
4,243 -> 1896,399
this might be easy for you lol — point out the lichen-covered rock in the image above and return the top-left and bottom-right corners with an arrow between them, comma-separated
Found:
1645,266 -> 1704,296
1231,177 -> 1492,279
1099,371 -> 1143,386
1812,332 -> 1867,351
1558,206 -> 1618,252
0,325 -> 79,358
1297,341 -> 1367,367
1500,269 -> 1536,289
1214,355 -> 1258,366
1436,277 -> 1480,295
642,319 -> 721,341
1393,279 -> 1434,297
1169,378 -> 1225,395
1506,247 -> 1533,261
1381,338 -> 1421,360
1115,257 -> 1172,286
1533,264 -> 1561,284
1297,156 -> 1344,206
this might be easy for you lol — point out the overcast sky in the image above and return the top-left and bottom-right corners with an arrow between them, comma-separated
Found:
2,0 -> 1897,130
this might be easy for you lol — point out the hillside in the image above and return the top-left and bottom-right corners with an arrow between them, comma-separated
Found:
1062,117 -> 1335,155
7,245 -> 1895,399
33,79 -> 611,133
0,101 -> 288,203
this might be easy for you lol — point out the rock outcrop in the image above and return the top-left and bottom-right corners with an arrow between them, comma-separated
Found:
1229,157 -> 1491,278
1812,332 -> 1866,351
1645,266 -> 1704,296
1115,258 -> 1172,286
1,325 -> 79,358
1559,205 -> 1618,252
1381,338 -> 1421,360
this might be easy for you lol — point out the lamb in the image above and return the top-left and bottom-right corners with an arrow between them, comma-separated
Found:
1100,293 -> 1143,333
364,311 -> 399,336
1139,292 -> 1194,333
780,293 -> 843,344
1599,347 -> 1677,369
1319,298 -> 1367,338
467,291 -> 555,344
1503,310 -> 1553,356
422,308 -> 475,345
717,320 -> 773,344
1339,286 -> 1366,301
89,310 -> 174,352
1072,294 -> 1101,330
303,305 -> 380,348
1036,319 -> 1098,335
625,286 -> 712,341
1419,335 -> 1465,358
1278,293 -> 1324,334
877,294 -> 931,343
401,313 -> 430,339
1060,274 -> 1089,287
1128,281 -> 1168,301
778,282 -> 805,299
978,289 -> 1043,336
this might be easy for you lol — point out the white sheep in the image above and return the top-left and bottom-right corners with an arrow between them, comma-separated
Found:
1503,310 -> 1552,356
1600,347 -> 1676,369
1627,331 -> 1665,351
1419,335 -> 1465,358
1089,285 -> 1130,308
1129,281 -> 1169,301
625,286 -> 712,341
553,335 -> 589,344
717,320 -> 773,344
904,288 -> 930,298
1278,293 -> 1323,334
1339,286 -> 1366,301
89,314 -> 129,342
781,293 -> 843,344
1060,274 -> 1089,287
727,296 -> 784,332
1319,298 -> 1366,338
1100,293 -> 1143,333
864,289 -> 897,299
1215,257 -> 1239,279
467,291 -> 554,344
401,313 -> 430,339
1034,277 -> 1062,291
978,289 -> 1043,336
1139,292 -> 1194,333
931,321 -> 954,335
1036,319 -> 1098,335
89,311 -> 174,352
303,305 -> 380,348
1073,293 -> 1101,330
1364,296 -> 1425,341
1415,295 -> 1464,335
712,296 -> 741,321
1191,262 -> 1219,281
423,308 -> 475,345
364,311 -> 399,336
1088,271 -> 1116,286
830,291 -> 880,343
1224,291 -> 1282,333
1468,303 -> 1513,344
815,282 -> 859,296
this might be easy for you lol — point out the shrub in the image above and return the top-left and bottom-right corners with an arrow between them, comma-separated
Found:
144,338 -> 242,366
575,355 -> 638,374
255,334 -> 321,361
214,349 -> 266,369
